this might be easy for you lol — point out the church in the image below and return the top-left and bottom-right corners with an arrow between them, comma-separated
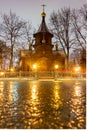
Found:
20,7 -> 65,71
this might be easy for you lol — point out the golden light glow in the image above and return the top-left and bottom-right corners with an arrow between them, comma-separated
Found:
53,85 -> 62,109
41,12 -> 46,17
33,64 -> 37,70
10,68 -> 14,72
0,82 -> 4,100
74,66 -> 81,72
0,72 -> 4,76
55,64 -> 59,69
9,82 -> 13,101
32,85 -> 37,100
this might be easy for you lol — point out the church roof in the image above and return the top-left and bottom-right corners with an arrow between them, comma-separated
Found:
34,11 -> 53,37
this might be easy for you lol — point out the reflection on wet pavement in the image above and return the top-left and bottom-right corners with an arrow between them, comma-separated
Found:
0,80 -> 86,129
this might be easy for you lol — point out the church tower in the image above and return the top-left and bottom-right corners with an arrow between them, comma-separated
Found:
33,5 -> 53,52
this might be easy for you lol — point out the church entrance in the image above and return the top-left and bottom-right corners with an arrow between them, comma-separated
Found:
37,57 -> 48,71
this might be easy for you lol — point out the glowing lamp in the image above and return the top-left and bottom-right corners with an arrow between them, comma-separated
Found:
75,66 -> 81,72
55,65 -> 59,69
10,68 -> 14,72
33,64 -> 37,70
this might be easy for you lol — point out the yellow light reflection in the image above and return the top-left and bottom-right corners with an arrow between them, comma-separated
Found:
26,81 -> 40,119
54,87 -> 60,100
0,82 -> 4,98
30,82 -> 39,112
53,84 -> 62,109
31,85 -> 37,100
70,81 -> 83,122
74,82 -> 81,97
9,82 -> 14,101
9,82 -> 19,102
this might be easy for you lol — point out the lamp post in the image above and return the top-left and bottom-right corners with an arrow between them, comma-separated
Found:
74,65 -> 81,79
54,64 -> 59,80
74,66 -> 81,72
10,68 -> 14,72
33,64 -> 37,70
33,64 -> 38,79
55,65 -> 59,70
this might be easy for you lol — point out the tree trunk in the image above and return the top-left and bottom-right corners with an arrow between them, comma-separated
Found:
9,35 -> 13,69
65,47 -> 69,70
9,47 -> 13,69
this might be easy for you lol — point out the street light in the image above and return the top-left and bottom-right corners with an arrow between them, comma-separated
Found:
33,64 -> 37,70
10,68 -> 14,72
54,64 -> 59,80
74,66 -> 81,72
55,64 -> 59,70
0,72 -> 4,77
32,64 -> 38,79
74,66 -> 81,79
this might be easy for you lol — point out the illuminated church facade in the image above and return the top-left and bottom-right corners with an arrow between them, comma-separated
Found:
20,7 -> 65,71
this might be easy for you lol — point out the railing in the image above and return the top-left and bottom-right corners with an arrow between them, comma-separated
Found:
0,71 -> 86,80
0,71 -> 38,80
54,71 -> 86,80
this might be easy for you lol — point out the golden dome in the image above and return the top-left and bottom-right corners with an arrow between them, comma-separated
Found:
41,12 -> 46,17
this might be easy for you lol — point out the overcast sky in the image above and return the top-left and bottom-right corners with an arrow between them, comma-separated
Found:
0,0 -> 86,29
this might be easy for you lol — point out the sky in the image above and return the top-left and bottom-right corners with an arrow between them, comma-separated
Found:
0,0 -> 86,30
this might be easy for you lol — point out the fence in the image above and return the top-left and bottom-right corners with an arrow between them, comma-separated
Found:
0,71 -> 86,80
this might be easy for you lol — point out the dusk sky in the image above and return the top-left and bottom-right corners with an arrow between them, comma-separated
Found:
0,0 -> 86,29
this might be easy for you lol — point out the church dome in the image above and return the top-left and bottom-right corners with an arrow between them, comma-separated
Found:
41,12 -> 46,17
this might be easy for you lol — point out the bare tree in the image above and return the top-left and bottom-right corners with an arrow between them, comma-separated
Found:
71,5 -> 86,69
72,5 -> 87,50
0,10 -> 26,69
80,48 -> 86,70
0,40 -> 10,69
80,4 -> 87,29
23,21 -> 35,50
49,8 -> 75,69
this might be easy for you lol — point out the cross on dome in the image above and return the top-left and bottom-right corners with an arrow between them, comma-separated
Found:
41,4 -> 46,12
